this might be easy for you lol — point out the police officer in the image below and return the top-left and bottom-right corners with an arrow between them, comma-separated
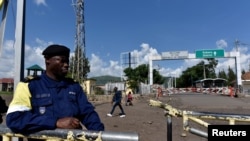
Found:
6,44 -> 104,135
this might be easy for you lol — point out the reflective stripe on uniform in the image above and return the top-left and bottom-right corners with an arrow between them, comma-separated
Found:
7,82 -> 32,114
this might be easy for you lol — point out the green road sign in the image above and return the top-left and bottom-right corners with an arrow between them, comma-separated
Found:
195,49 -> 224,58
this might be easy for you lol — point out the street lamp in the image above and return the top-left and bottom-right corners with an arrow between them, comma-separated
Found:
203,64 -> 206,79
201,62 -> 209,79
170,73 -> 176,88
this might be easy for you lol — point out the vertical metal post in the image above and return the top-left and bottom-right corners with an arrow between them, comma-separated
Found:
149,57 -> 153,85
14,0 -> 25,90
234,40 -> 242,93
0,0 -> 9,56
203,63 -> 206,79
167,115 -> 172,141
235,52 -> 242,93
174,74 -> 176,88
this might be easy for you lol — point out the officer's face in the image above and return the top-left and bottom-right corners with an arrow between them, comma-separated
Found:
46,55 -> 69,78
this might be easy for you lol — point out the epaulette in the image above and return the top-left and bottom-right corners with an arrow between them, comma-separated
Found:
64,77 -> 77,83
22,75 -> 40,83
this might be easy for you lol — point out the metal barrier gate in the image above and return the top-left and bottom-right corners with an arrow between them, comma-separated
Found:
149,99 -> 250,141
0,124 -> 139,141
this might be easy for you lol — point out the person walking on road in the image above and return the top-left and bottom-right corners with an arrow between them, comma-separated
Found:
107,87 -> 126,118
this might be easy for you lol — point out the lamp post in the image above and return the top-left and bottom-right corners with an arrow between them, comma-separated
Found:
170,73 -> 176,88
203,64 -> 206,79
201,62 -> 209,79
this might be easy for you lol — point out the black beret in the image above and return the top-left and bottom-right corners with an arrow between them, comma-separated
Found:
42,44 -> 70,57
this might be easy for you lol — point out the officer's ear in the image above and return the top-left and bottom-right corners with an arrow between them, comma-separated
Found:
44,55 -> 52,65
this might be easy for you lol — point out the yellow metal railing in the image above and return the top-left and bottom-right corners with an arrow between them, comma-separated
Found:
149,99 -> 250,141
0,124 -> 139,141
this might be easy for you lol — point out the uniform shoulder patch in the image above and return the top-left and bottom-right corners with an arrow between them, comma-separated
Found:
22,75 -> 40,82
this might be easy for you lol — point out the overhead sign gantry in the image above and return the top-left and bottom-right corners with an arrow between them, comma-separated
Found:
149,50 -> 241,89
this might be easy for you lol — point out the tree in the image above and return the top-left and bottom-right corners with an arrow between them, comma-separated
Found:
227,66 -> 236,85
123,64 -> 164,91
177,66 -> 201,87
69,52 -> 90,83
153,69 -> 165,84
218,69 -> 227,80
206,58 -> 218,78
124,67 -> 139,92
242,69 -> 246,75
176,58 -> 218,88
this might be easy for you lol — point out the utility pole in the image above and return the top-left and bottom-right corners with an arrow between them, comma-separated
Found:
234,39 -> 243,93
203,63 -> 206,79
72,0 -> 89,83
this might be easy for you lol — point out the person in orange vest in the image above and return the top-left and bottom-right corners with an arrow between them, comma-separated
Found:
229,86 -> 234,97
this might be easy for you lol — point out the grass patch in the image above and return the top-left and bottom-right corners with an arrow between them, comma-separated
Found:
0,91 -> 13,95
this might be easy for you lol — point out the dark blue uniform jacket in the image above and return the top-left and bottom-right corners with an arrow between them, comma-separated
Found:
6,74 -> 104,134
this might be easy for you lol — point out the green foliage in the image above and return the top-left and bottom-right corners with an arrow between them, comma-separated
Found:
90,75 -> 121,85
242,69 -> 246,75
218,69 -> 228,80
94,87 -> 105,95
69,49 -> 90,83
205,58 -> 218,78
227,66 -> 236,85
177,58 -> 219,87
124,64 -> 164,91
0,91 -> 13,95
153,69 -> 165,84
176,58 -> 239,88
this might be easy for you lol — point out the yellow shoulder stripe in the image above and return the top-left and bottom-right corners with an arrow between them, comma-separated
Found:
7,82 -> 32,114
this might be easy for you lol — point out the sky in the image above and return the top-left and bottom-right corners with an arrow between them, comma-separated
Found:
1,0 -> 250,80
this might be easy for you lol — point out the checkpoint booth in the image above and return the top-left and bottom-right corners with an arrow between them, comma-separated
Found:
213,78 -> 227,87
195,78 -> 227,88
195,78 -> 213,88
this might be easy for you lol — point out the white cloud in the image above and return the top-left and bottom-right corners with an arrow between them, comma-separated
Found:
88,54 -> 121,77
0,40 -> 15,78
131,43 -> 159,65
34,0 -> 47,6
216,39 -> 227,49
1,39 -> 250,84
88,43 -> 160,78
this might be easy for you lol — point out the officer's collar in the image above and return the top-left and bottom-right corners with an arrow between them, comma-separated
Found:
42,74 -> 68,88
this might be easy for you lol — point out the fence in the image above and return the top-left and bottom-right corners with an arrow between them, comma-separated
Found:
0,124 -> 139,141
150,86 -> 235,96
149,99 -> 250,141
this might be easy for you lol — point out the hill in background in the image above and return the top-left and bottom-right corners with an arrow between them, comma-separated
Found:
89,75 -> 121,85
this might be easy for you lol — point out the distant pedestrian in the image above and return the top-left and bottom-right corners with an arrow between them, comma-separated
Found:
125,91 -> 133,106
107,87 -> 126,118
156,87 -> 162,99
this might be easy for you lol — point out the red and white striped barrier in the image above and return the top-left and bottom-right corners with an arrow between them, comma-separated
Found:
152,87 -> 232,96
